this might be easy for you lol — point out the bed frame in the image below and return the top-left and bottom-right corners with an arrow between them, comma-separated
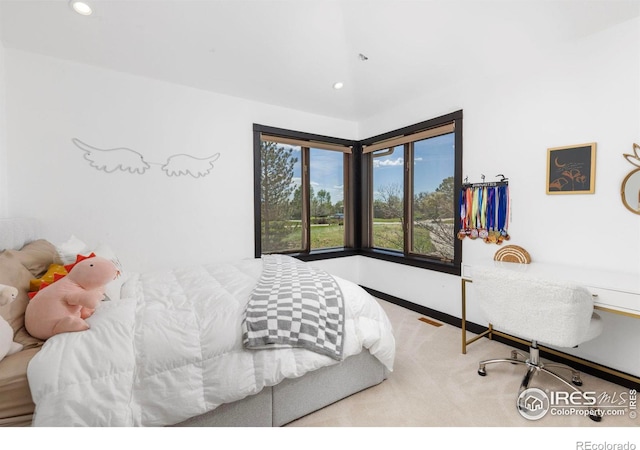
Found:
0,217 -> 390,427
174,350 -> 388,426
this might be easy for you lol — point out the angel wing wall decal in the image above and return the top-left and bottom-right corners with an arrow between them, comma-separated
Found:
161,153 -> 221,178
72,138 -> 221,178
73,138 -> 151,174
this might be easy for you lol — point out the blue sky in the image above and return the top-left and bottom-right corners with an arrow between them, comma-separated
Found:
290,147 -> 344,203
285,132 -> 454,204
373,133 -> 454,200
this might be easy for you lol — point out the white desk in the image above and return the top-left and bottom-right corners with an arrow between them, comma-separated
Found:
462,260 -> 640,318
460,260 -> 640,384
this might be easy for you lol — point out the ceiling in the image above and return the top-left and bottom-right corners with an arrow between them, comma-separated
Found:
0,0 -> 638,122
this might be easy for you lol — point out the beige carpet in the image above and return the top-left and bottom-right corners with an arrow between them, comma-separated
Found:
287,299 -> 639,428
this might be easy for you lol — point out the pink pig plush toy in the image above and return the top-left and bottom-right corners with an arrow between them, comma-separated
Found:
25,256 -> 119,340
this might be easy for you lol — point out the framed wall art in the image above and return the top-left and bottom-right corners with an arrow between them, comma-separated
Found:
546,143 -> 596,194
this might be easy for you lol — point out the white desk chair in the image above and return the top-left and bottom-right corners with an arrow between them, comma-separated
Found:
472,265 -> 603,421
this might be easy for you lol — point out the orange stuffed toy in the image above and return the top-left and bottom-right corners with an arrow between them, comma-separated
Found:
25,255 -> 120,340
29,264 -> 69,294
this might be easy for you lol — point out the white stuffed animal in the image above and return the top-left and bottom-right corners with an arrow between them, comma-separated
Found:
0,284 -> 23,362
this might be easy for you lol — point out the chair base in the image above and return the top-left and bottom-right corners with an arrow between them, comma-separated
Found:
478,344 -> 602,422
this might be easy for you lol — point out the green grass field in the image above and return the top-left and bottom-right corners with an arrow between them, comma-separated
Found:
310,224 -> 345,249
268,219 -> 442,256
309,221 -> 433,252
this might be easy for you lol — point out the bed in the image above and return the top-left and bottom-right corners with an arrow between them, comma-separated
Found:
0,218 -> 395,427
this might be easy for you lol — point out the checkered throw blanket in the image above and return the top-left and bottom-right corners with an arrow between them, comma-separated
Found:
242,254 -> 345,360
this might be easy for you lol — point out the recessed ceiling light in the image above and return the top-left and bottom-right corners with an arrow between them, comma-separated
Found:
70,1 -> 93,16
333,82 -> 344,90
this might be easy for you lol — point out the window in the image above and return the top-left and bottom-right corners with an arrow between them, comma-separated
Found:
369,133 -> 455,258
254,110 -> 462,275
309,148 -> 345,250
254,125 -> 353,256
259,138 -> 303,253
362,111 -> 462,274
371,145 -> 404,252
410,132 -> 455,260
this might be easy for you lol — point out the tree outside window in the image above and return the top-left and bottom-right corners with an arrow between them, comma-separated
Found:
260,141 -> 301,253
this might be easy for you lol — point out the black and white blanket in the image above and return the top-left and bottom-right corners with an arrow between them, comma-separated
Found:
242,254 -> 344,360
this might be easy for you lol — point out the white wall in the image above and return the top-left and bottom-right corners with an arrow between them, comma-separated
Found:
348,17 -> 640,376
4,50 -> 357,272
0,35 -> 7,217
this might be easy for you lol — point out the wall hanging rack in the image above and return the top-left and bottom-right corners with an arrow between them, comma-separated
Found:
458,174 -> 510,244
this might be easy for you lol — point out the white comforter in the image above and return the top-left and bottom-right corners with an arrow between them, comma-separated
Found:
27,258 -> 395,426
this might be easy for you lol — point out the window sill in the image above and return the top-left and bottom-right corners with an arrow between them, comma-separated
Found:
358,249 -> 461,276
292,247 -> 460,276
293,248 -> 360,262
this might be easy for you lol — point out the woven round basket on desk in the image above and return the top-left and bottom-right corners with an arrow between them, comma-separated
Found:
493,245 -> 531,264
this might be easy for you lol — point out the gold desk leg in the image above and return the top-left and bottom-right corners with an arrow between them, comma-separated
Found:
461,278 -> 470,354
462,278 -> 492,353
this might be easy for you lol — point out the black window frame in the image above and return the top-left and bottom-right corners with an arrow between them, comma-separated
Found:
253,124 -> 358,261
253,110 -> 463,275
359,110 -> 463,276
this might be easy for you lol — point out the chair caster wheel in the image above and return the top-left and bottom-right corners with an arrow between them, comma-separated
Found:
478,369 -> 486,377
589,413 -> 602,422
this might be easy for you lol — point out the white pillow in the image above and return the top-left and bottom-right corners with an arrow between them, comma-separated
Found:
55,237 -> 126,302
103,273 -> 126,302
56,235 -> 89,265
93,243 -> 126,302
